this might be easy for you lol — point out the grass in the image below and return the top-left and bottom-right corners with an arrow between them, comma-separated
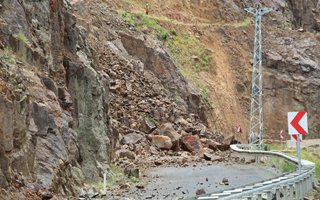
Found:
120,11 -> 170,41
280,160 -> 297,173
267,143 -> 320,179
197,83 -> 213,110
223,17 -> 251,28
106,164 -> 140,187
14,31 -> 29,44
300,149 -> 320,179
89,164 -> 140,193
1,47 -> 16,64
119,10 -> 214,107
165,34 -> 211,73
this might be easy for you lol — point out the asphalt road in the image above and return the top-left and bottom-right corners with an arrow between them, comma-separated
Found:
118,163 -> 281,200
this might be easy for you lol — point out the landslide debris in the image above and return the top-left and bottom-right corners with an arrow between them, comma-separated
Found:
105,0 -> 320,140
0,0 -> 226,199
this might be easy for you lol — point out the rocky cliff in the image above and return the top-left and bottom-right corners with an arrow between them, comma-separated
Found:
0,0 -> 217,199
0,0 -> 113,198
0,0 -> 319,199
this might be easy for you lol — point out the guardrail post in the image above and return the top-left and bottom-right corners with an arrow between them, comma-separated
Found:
265,190 -> 272,200
308,174 -> 312,194
275,188 -> 281,200
299,178 -> 304,200
294,181 -> 300,200
304,176 -> 308,196
300,178 -> 304,198
300,178 -> 305,198
282,185 -> 288,200
288,183 -> 294,199
256,193 -> 263,200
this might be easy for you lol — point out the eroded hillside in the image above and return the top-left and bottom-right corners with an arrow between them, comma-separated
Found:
0,0 -> 223,199
0,0 -> 319,199
105,0 -> 320,140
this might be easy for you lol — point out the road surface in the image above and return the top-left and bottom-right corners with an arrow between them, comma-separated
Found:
111,163 -> 281,200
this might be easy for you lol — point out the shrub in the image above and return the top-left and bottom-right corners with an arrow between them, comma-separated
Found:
14,32 -> 29,44
1,47 -> 16,64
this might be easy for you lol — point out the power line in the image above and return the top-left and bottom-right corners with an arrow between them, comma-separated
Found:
245,4 -> 272,149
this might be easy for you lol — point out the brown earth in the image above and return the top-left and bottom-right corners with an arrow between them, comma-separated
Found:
0,0 -> 226,199
0,0 -> 319,199
105,0 -> 320,141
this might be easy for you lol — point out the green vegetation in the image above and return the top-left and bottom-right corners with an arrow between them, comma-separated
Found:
119,10 -> 213,107
14,31 -> 29,44
106,164 -> 139,187
300,149 -> 320,179
260,153 -> 296,173
165,34 -> 210,73
91,164 -> 140,192
280,160 -> 297,173
1,47 -> 16,64
265,143 -> 286,151
198,85 -> 213,110
267,143 -> 320,179
120,11 -> 170,41
223,17 -> 251,28
124,0 -> 134,3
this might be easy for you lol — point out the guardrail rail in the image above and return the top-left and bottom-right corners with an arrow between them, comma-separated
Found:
198,144 -> 316,200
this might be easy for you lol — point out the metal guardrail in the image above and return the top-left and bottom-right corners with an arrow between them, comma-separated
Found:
198,144 -> 316,200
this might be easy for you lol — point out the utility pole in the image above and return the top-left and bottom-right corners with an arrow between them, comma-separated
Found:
245,4 -> 272,149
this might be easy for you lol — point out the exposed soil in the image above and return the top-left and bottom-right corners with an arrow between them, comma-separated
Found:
0,0 -> 319,199
105,0 -> 320,141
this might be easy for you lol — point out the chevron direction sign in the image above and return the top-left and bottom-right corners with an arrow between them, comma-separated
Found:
288,112 -> 308,141
288,112 -> 308,171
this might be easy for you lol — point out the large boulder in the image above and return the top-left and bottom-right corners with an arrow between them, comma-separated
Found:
152,123 -> 181,150
151,135 -> 173,150
181,135 -> 202,152
115,149 -> 136,160
120,133 -> 145,145
139,117 -> 157,134
207,140 -> 230,151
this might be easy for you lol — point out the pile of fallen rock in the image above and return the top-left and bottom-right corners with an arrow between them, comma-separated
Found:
101,48 -> 229,166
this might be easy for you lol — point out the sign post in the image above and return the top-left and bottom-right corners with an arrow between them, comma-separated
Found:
296,135 -> 301,172
288,112 -> 308,173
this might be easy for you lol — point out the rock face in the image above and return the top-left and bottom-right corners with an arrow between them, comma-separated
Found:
0,0 -> 114,197
0,0 -> 223,198
119,33 -> 208,123
264,33 -> 320,138
287,0 -> 320,31
1,0 -> 319,198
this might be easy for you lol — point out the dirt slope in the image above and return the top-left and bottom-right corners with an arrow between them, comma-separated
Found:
105,0 -> 320,140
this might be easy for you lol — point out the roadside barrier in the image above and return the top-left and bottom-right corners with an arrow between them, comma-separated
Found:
198,144 -> 316,200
